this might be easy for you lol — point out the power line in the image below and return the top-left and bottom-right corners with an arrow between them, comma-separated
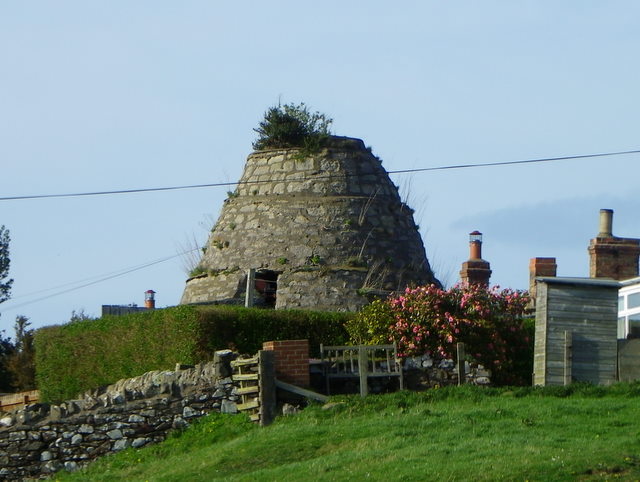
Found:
1,148 -> 638,202
386,149 -> 640,173
1,248 -> 198,313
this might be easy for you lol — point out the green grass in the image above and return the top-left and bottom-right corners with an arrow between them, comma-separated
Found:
59,384 -> 640,481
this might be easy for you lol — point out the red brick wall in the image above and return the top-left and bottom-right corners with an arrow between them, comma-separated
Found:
262,339 -> 309,387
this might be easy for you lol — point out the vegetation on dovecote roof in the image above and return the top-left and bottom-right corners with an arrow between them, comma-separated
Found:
252,102 -> 332,153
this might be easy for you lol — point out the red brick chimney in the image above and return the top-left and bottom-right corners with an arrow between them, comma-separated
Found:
588,209 -> 640,280
144,290 -> 156,309
460,231 -> 492,286
529,257 -> 557,306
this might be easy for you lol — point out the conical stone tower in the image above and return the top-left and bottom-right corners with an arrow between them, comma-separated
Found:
181,136 -> 439,311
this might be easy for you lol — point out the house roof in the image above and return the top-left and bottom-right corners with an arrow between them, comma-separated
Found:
536,276 -> 620,288
620,276 -> 640,287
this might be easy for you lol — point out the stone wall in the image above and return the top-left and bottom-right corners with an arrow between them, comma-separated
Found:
403,356 -> 492,390
0,352 -> 238,480
181,136 -> 439,310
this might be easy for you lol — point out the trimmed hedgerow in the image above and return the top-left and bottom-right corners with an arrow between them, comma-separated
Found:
193,305 -> 350,357
35,305 -> 351,403
35,305 -> 201,403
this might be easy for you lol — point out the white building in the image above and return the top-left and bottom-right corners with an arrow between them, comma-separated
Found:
618,277 -> 640,339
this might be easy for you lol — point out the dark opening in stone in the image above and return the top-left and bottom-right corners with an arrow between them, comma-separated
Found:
255,270 -> 279,308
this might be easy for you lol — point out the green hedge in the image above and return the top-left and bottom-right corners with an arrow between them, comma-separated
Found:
35,305 -> 351,402
193,305 -> 350,357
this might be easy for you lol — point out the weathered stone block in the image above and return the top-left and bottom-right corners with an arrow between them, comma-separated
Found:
132,437 -> 149,449
106,429 -> 123,440
112,439 -> 130,452
78,424 -> 94,434
0,415 -> 14,427
221,400 -> 238,414
40,450 -> 53,462
182,406 -> 199,418
9,431 -> 27,442
172,417 -> 188,430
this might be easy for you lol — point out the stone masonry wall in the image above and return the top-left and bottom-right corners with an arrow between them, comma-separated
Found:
181,136 -> 439,310
0,352 -> 238,480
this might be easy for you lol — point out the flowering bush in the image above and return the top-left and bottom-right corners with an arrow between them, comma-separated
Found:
350,284 -> 533,385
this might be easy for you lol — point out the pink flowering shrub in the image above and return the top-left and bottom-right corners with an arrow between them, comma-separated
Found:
350,284 -> 533,385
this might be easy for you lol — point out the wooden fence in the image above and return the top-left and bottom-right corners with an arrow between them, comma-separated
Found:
0,390 -> 40,412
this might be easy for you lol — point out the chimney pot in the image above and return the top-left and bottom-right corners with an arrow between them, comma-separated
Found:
598,209 -> 614,238
469,231 -> 483,260
144,290 -> 156,310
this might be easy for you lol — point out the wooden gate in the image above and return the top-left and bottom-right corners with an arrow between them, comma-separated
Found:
230,351 -> 276,426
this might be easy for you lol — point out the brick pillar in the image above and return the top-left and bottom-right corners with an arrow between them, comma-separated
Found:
529,257 -> 557,307
262,339 -> 309,388
588,209 -> 640,280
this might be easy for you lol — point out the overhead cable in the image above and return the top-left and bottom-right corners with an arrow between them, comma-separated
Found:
1,248 -> 198,313
1,149 -> 638,202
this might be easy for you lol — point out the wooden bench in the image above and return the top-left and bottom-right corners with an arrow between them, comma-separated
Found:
320,344 -> 403,396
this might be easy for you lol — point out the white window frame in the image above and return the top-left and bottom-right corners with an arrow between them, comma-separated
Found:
619,279 -> 640,339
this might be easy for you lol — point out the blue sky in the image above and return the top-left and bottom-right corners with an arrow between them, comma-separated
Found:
1,2 -> 639,330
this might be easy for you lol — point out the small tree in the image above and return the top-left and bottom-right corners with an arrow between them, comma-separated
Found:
0,330 -> 15,392
0,226 -> 16,391
69,309 -> 94,323
6,315 -> 35,391
252,102 -> 332,154
0,225 -> 13,308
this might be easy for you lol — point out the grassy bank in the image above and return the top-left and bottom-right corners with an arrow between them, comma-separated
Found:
60,384 -> 640,481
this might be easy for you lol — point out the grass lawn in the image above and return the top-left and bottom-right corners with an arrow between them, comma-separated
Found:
58,384 -> 640,481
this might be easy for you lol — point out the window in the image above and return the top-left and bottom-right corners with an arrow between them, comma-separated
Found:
628,292 -> 640,310
629,314 -> 640,338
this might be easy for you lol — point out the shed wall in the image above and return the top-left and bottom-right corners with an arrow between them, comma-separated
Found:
534,282 -> 618,386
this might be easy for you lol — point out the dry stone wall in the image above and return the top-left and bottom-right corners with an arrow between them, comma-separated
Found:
403,356 -> 492,390
0,352 -> 239,480
181,136 -> 439,310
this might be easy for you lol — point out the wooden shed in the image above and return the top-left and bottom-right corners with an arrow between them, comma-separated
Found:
533,277 -> 619,386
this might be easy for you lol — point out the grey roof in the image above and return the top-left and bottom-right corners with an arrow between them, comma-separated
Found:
535,276 -> 620,288
620,276 -> 640,287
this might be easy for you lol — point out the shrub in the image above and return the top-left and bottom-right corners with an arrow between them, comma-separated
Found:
345,299 -> 394,345
350,284 -> 532,386
252,102 -> 332,154
35,305 -> 201,402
